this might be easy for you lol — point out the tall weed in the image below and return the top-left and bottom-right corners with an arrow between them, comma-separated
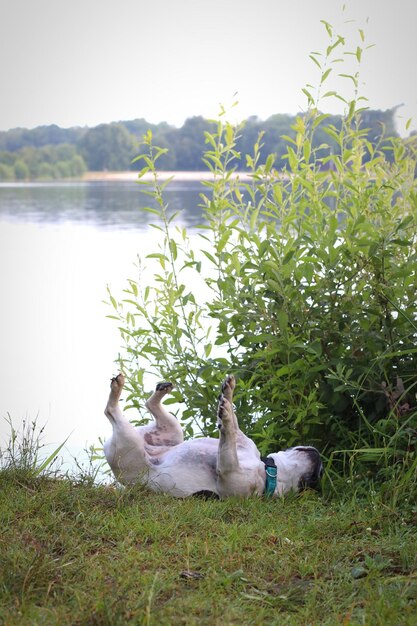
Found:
0,415 -> 67,480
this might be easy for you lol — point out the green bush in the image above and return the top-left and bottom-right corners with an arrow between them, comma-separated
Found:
108,22 -> 417,477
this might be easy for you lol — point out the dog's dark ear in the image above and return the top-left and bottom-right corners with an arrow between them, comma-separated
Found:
295,447 -> 323,491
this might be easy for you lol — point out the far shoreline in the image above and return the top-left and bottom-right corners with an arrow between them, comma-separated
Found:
82,170 -> 252,182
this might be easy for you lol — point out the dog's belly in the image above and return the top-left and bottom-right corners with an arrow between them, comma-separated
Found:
147,438 -> 219,497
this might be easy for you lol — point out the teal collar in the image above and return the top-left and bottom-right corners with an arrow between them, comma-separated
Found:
262,456 -> 277,496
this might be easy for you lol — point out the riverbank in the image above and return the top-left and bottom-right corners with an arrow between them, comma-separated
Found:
1,469 -> 416,625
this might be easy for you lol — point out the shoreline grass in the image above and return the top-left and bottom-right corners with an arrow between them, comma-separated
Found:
1,468 -> 416,625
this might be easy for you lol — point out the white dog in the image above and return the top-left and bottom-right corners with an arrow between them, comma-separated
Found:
103,373 -> 322,498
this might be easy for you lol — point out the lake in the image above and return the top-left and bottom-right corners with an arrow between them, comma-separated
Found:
0,180 -> 206,473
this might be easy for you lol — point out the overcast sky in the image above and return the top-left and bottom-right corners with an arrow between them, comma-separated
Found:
1,0 -> 416,134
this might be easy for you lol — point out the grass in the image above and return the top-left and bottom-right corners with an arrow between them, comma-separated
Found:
0,467 -> 416,625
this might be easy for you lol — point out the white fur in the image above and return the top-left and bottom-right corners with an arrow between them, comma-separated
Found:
103,374 -> 321,498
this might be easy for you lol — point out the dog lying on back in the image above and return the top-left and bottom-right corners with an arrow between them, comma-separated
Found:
103,374 -> 322,498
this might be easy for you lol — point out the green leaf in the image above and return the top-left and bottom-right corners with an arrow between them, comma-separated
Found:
35,435 -> 71,476
142,207 -> 161,216
309,54 -> 322,70
321,68 -> 332,83
281,134 -> 296,145
169,239 -> 178,260
286,146 -> 298,171
273,184 -> 282,204
303,139 -> 311,162
277,310 -> 288,332
146,253 -> 169,262
266,279 -> 281,292
217,230 -> 231,253
283,249 -> 295,265
302,87 -> 315,106
265,153 -> 275,173
339,73 -> 358,87
320,20 -> 333,37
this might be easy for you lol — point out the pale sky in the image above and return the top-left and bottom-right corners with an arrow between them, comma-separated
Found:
1,0 -> 416,134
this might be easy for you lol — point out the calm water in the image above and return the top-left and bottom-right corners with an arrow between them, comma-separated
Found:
0,180 -> 205,472
0,180 -> 205,227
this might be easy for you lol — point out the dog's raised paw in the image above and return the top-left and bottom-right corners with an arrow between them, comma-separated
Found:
155,381 -> 174,393
110,373 -> 125,390
217,395 -> 231,431
221,374 -> 236,396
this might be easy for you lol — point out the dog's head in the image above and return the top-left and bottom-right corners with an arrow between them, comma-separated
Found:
292,446 -> 323,490
267,445 -> 323,494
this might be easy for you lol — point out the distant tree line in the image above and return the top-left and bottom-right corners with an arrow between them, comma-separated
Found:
0,109 -> 400,180
0,144 -> 87,181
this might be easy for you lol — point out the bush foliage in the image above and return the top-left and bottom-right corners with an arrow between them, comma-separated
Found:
108,22 -> 417,476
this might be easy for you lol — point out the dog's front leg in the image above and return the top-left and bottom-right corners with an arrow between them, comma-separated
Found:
216,394 -> 240,495
219,374 -> 239,430
216,375 -> 264,498
216,376 -> 239,478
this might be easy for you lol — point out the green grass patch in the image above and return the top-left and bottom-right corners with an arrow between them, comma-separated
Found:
1,471 -> 416,625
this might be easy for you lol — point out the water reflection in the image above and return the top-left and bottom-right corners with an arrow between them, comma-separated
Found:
0,180 -> 207,228
0,180 -> 208,472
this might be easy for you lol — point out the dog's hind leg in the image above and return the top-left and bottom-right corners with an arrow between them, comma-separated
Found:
104,373 -> 126,425
104,374 -> 150,484
144,382 -> 184,446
